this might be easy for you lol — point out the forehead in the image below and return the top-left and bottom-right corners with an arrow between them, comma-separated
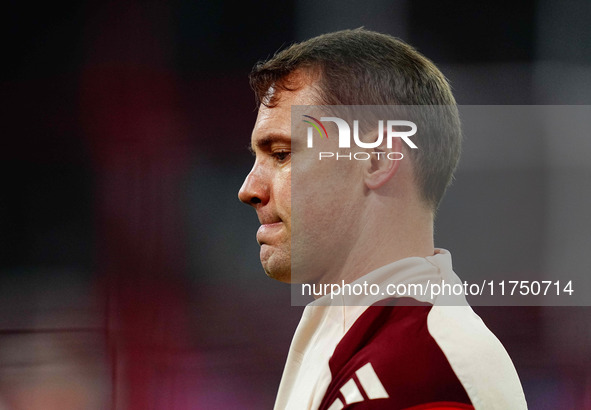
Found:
251,75 -> 320,146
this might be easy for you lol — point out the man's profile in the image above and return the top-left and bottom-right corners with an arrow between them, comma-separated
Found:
239,28 -> 527,410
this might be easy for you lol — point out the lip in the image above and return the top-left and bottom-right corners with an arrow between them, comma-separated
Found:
256,222 -> 283,244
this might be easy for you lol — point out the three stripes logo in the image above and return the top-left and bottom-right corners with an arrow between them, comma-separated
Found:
327,362 -> 389,410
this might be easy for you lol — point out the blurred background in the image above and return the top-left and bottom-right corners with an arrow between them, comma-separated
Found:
1,0 -> 590,408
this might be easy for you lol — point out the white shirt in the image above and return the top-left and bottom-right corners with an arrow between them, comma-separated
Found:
274,249 -> 528,410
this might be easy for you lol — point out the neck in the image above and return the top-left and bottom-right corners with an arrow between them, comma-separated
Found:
317,199 -> 435,287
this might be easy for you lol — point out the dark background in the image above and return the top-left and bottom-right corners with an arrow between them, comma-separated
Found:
1,0 -> 590,408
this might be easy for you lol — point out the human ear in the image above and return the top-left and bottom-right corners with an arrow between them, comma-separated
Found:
363,131 -> 402,190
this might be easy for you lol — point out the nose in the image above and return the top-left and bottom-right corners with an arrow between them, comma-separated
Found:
238,166 -> 268,207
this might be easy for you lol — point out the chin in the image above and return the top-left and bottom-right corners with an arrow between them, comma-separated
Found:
265,269 -> 292,283
260,245 -> 291,282
262,259 -> 291,283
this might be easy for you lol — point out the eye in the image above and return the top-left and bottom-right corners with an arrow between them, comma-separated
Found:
271,150 -> 291,163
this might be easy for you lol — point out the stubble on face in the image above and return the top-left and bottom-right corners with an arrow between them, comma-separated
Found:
242,71 -> 321,282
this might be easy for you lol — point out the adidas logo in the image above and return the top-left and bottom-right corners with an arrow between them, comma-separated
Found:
327,362 -> 389,410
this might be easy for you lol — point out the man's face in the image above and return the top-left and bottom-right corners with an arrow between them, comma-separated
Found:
239,75 -> 366,284
238,75 -> 365,283
238,78 -> 314,282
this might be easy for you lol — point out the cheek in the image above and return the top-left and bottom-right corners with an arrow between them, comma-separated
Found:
272,170 -> 292,225
292,150 -> 363,223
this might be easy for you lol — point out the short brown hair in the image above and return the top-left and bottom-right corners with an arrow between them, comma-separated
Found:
249,28 -> 462,210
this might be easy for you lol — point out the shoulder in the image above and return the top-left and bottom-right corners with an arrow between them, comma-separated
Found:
427,305 -> 527,409
318,299 -> 474,409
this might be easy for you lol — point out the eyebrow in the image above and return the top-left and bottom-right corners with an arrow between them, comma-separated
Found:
250,134 -> 291,154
